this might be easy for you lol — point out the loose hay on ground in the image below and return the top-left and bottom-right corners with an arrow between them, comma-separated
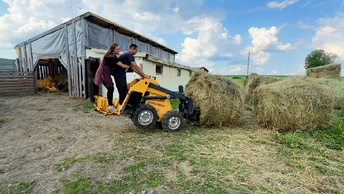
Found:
185,71 -> 244,127
306,64 -> 341,80
243,73 -> 281,109
252,76 -> 335,132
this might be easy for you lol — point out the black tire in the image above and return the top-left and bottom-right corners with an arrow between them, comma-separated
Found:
162,109 -> 185,132
131,104 -> 157,129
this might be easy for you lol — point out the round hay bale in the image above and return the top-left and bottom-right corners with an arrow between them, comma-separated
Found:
306,64 -> 341,80
185,71 -> 244,127
243,73 -> 258,86
243,73 -> 280,109
252,76 -> 334,132
318,78 -> 344,110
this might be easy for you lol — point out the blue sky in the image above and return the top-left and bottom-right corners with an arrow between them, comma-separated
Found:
0,0 -> 343,75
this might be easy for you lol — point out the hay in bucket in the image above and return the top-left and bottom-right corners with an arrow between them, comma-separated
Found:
306,64 -> 341,80
185,71 -> 244,127
252,76 -> 334,132
243,73 -> 280,109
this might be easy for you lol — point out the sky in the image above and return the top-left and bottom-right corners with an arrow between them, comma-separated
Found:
0,0 -> 344,76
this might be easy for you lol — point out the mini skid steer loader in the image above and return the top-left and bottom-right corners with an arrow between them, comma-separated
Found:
94,77 -> 200,132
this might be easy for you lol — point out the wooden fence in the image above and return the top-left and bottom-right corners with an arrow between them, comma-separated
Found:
0,71 -> 36,96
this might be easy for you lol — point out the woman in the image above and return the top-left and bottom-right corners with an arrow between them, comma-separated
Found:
95,43 -> 128,112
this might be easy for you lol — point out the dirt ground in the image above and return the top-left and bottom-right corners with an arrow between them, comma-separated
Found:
0,92 -> 137,193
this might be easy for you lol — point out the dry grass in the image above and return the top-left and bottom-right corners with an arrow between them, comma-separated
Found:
185,71 -> 244,127
252,76 -> 335,132
306,64 -> 341,80
243,73 -> 281,109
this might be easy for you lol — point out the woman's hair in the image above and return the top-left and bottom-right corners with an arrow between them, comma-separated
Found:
104,43 -> 118,58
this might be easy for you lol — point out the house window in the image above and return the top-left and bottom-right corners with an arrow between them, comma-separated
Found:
156,64 -> 163,75
177,69 -> 181,77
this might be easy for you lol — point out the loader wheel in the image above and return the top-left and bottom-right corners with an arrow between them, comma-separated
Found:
132,104 -> 157,129
162,110 -> 185,132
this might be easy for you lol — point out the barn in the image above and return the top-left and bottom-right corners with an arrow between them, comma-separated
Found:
14,11 -> 192,98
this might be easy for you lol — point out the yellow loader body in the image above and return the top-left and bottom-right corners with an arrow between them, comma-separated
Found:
94,77 -> 199,131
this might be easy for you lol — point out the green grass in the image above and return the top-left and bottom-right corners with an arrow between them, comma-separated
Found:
225,75 -> 246,85
73,100 -> 95,113
272,108 -> 344,176
0,181 -> 35,194
56,153 -> 118,172
170,98 -> 180,109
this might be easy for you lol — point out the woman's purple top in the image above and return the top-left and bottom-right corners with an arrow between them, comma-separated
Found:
102,54 -> 120,88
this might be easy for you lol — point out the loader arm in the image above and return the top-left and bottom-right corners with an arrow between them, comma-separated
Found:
146,83 -> 200,122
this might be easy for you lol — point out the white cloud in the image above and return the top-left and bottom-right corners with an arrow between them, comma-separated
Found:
253,66 -> 265,74
302,1 -> 311,8
179,16 -> 241,69
251,51 -> 271,65
249,26 -> 291,52
312,14 -> 344,58
233,34 -> 242,44
15,17 -> 56,34
297,21 -> 314,29
291,64 -> 306,75
267,0 -> 298,9
0,0 -> 83,56
242,26 -> 292,65
228,65 -> 242,73
312,2 -> 326,8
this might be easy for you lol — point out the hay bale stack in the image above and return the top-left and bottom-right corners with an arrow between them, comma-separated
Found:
306,64 -> 341,80
318,78 -> 344,110
243,73 -> 281,109
185,71 -> 244,127
253,76 -> 334,131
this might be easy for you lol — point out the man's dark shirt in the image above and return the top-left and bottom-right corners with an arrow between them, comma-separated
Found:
116,52 -> 135,77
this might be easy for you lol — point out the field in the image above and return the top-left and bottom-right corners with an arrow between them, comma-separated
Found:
0,76 -> 343,194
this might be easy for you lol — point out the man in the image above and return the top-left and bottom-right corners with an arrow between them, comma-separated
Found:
115,44 -> 150,105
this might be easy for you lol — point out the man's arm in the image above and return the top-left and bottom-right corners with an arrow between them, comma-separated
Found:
116,61 -> 129,69
131,61 -> 150,78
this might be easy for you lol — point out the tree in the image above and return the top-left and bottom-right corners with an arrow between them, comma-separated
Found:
304,49 -> 338,69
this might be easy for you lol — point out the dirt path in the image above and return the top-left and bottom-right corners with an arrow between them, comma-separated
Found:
0,92 -> 135,193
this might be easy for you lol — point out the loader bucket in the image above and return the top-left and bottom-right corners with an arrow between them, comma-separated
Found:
94,96 -> 120,115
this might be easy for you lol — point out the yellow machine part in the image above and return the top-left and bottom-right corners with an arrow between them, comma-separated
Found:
94,96 -> 120,115
37,80 -> 45,89
94,78 -> 173,121
37,75 -> 57,92
119,78 -> 173,121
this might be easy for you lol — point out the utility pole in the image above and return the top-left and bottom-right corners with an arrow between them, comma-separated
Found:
247,52 -> 250,76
